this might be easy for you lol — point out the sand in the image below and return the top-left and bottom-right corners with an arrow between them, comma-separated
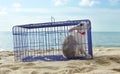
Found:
0,47 -> 120,74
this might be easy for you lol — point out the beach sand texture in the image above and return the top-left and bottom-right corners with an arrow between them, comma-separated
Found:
0,47 -> 120,74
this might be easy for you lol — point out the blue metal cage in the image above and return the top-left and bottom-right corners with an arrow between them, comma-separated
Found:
12,19 -> 93,62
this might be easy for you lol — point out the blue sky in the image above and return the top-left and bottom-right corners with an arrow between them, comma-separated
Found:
0,0 -> 120,32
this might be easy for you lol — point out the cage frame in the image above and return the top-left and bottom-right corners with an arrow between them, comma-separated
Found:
12,19 -> 93,62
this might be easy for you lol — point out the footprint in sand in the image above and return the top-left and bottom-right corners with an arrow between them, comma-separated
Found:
0,64 -> 13,68
23,66 -> 41,69
8,53 -> 14,56
78,67 -> 95,73
23,66 -> 59,70
25,62 -> 36,66
59,66 -> 94,74
111,68 -> 120,72
10,66 -> 20,70
109,55 -> 120,64
95,57 -> 111,66
0,63 -> 2,65
31,71 -> 39,74
38,66 -> 59,70
0,69 -> 11,74
20,62 -> 36,66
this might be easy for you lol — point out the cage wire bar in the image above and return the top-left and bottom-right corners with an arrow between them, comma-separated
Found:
12,19 -> 93,62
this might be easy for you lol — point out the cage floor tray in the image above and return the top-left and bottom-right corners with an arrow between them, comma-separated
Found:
22,55 -> 91,62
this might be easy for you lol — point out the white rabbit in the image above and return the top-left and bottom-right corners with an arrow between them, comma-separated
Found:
62,22 -> 91,59
62,34 -> 78,59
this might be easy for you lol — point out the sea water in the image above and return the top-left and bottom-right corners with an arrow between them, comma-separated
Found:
0,31 -> 120,51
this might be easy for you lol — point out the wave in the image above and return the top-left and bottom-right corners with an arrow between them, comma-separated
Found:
0,48 -> 13,51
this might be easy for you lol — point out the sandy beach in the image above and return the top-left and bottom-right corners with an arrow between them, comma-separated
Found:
0,47 -> 120,74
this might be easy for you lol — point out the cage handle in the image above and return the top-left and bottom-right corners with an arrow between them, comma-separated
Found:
51,16 -> 55,23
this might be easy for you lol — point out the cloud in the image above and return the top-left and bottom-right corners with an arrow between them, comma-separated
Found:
0,6 -> 120,31
0,8 -> 8,16
12,2 -> 22,11
11,6 -> 120,16
13,2 -> 21,8
109,0 -> 120,5
14,7 -> 53,14
79,0 -> 100,7
53,0 -> 68,6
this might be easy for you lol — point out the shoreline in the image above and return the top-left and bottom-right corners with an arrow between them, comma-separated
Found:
1,46 -> 120,51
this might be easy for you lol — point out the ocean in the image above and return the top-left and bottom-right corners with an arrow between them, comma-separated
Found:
0,31 -> 120,51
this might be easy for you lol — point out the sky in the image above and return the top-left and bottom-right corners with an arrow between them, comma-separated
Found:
0,0 -> 120,32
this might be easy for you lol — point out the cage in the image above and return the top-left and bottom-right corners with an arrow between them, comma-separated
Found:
12,19 -> 93,62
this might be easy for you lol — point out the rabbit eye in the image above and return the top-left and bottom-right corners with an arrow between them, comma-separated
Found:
80,24 -> 83,26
